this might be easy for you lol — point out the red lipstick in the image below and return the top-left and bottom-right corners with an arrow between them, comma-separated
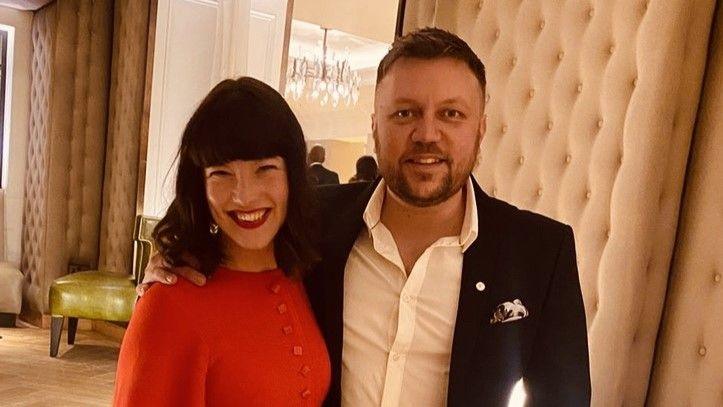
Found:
230,210 -> 270,229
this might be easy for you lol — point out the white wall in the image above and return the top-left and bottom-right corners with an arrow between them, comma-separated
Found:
0,6 -> 31,266
144,0 -> 221,217
248,0 -> 289,89
292,0 -> 397,43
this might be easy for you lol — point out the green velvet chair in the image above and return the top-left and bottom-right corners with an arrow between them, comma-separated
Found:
48,215 -> 159,357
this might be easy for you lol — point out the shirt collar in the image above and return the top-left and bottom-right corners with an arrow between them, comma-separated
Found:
362,177 -> 479,252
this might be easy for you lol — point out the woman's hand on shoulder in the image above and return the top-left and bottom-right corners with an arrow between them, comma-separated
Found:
136,253 -> 207,297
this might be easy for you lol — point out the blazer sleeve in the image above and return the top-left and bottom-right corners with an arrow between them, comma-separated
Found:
525,225 -> 591,406
113,285 -> 209,407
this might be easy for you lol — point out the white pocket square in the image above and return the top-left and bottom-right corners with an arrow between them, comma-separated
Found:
490,299 -> 529,324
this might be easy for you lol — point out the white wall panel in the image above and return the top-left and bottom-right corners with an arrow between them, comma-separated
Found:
144,0 -> 220,216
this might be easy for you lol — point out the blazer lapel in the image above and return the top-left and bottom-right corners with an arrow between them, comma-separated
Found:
448,179 -> 504,404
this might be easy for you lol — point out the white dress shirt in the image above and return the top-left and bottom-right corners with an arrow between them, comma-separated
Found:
341,178 -> 479,407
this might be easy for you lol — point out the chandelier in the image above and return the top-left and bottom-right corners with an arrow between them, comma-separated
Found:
285,28 -> 361,108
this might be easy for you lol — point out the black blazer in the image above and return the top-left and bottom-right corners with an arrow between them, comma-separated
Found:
308,163 -> 340,186
306,178 -> 591,407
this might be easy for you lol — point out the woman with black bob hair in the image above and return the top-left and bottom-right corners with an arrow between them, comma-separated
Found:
114,77 -> 330,406
155,76 -> 318,278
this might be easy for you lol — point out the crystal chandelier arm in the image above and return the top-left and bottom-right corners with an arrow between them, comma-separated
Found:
321,28 -> 328,80
286,25 -> 360,108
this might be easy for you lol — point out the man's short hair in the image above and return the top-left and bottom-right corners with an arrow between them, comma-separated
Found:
376,27 -> 486,91
308,144 -> 325,164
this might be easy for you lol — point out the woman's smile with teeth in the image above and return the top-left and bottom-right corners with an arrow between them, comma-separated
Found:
229,209 -> 267,222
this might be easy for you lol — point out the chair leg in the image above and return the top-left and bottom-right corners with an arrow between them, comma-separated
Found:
50,317 -> 64,357
67,317 -> 78,345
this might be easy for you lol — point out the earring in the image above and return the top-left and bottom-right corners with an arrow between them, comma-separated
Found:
209,223 -> 219,235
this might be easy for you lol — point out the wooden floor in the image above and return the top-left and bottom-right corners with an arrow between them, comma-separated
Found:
0,325 -> 120,406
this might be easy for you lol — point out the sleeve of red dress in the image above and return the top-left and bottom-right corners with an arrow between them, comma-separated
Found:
113,285 -> 209,407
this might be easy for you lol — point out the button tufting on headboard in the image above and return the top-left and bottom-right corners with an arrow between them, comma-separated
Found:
403,0 -> 720,404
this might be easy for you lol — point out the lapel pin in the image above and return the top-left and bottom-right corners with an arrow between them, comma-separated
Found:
475,281 -> 486,292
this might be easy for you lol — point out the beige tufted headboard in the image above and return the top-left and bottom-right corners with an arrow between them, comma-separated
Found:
21,0 -> 113,316
648,3 -> 723,405
403,0 -> 718,405
23,0 -> 54,317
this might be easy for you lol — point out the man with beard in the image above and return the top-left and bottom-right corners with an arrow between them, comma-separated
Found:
139,28 -> 590,406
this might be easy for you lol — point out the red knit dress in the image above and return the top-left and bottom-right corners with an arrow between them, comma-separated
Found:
114,266 -> 330,406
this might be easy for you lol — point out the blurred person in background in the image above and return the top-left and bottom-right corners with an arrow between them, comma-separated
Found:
307,144 -> 340,186
348,155 -> 378,183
